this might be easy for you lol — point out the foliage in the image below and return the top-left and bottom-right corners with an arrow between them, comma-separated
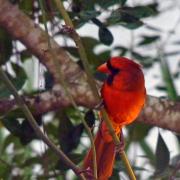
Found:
0,0 -> 179,179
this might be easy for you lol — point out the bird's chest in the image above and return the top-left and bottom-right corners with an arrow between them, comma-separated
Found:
102,84 -> 145,126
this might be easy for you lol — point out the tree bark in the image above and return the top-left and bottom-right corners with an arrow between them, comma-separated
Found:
0,0 -> 179,133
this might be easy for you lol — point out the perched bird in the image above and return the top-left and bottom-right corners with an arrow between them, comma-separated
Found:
83,57 -> 146,180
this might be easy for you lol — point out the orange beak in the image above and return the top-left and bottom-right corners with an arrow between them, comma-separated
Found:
97,63 -> 110,74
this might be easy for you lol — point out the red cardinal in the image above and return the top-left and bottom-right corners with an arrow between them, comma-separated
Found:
83,57 -> 146,179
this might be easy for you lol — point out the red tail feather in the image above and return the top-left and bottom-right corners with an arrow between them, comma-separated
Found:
83,122 -> 120,180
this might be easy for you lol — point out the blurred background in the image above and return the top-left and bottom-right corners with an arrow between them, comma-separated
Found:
0,0 -> 179,179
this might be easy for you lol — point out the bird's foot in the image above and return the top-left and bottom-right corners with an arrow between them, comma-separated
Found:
94,100 -> 104,110
77,167 -> 97,180
115,130 -> 125,153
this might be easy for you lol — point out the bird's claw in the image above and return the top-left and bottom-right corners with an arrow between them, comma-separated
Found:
115,140 -> 125,153
77,167 -> 97,180
94,100 -> 104,110
115,130 -> 125,153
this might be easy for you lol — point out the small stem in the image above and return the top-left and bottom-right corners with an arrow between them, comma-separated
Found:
0,68 -> 85,180
120,151 -> 136,180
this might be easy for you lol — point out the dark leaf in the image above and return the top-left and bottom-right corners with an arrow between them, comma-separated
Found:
0,28 -> 13,65
44,71 -> 54,90
131,51 -> 154,68
56,153 -> 83,171
127,123 -> 152,141
99,26 -> 113,45
11,63 -> 27,90
108,9 -> 143,29
156,85 -> 167,91
120,0 -> 127,6
110,168 -> 120,179
20,50 -> 32,62
121,4 -> 157,19
138,35 -> 160,46
91,17 -> 103,27
19,117 -> 42,145
58,112 -> 84,153
97,0 -> 127,8
97,51 -> 111,62
63,46 -> 79,58
155,133 -> 170,175
1,118 -> 21,136
114,46 -> 128,56
173,72 -> 179,78
72,1 -> 82,13
84,110 -> 95,128
133,166 -> 151,172
2,109 -> 42,145
73,10 -> 100,28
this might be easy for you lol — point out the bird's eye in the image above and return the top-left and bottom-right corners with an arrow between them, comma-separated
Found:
107,60 -> 120,75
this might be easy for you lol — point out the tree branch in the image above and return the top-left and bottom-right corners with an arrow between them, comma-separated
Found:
0,0 -> 179,134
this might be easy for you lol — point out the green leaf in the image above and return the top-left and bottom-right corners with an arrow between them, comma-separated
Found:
20,50 -> 32,62
155,133 -> 170,175
97,0 -> 127,8
1,134 -> 19,153
120,0 -> 127,6
72,10 -> 100,28
0,63 -> 27,98
139,139 -> 155,165
99,26 -> 113,45
108,9 -> 143,29
131,51 -> 154,68
0,28 -> 13,65
79,10 -> 100,21
110,168 -> 120,179
1,117 -> 22,136
11,63 -> 27,90
19,0 -> 33,14
121,5 -> 157,19
138,35 -> 160,46
0,64 -> 27,98
114,46 -> 128,56
58,111 -> 83,153
159,56 -> 178,100
127,123 -> 152,141
56,153 -> 83,171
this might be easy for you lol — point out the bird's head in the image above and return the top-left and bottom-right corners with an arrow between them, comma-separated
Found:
97,57 -> 141,75
97,57 -> 144,91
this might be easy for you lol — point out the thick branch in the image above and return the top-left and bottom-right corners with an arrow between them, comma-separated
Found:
1,89 -> 180,133
0,0 -> 179,133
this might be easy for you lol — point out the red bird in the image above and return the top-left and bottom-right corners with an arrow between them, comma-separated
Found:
83,57 -> 146,179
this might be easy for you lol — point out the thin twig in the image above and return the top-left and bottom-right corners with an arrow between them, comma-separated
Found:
0,68 -> 85,180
